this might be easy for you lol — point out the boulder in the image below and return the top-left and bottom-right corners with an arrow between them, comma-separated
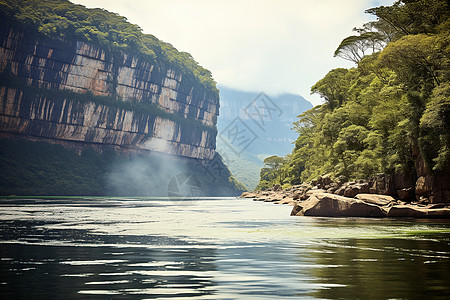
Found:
314,174 -> 333,189
253,197 -> 265,201
387,205 -> 450,218
397,187 -> 414,201
241,192 -> 258,198
343,185 -> 360,198
334,181 -> 371,198
387,205 -> 427,218
355,194 -> 395,206
292,192 -> 301,200
322,174 -> 333,186
426,208 -> 450,218
427,203 -> 447,209
326,182 -> 341,194
294,193 -> 386,217
263,193 -> 285,202
263,198 -> 276,202
291,204 -> 303,216
305,189 -> 327,197
417,196 -> 430,205
335,186 -> 346,196
343,183 -> 370,198
276,198 -> 297,206
415,176 -> 433,200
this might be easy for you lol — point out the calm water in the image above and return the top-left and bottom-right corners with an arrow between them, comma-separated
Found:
1,197 -> 450,299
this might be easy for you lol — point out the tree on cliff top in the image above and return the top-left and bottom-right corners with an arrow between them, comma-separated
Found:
0,0 -> 217,93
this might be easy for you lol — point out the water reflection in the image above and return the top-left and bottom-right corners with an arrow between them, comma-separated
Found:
0,241 -> 218,298
1,197 -> 450,299
305,238 -> 450,299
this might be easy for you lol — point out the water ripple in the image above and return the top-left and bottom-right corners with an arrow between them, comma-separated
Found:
1,197 -> 450,299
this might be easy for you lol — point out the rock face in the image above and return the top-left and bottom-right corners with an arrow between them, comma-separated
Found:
336,182 -> 370,198
0,26 -> 218,160
244,179 -> 450,218
354,194 -> 395,206
294,193 -> 386,218
386,205 -> 426,218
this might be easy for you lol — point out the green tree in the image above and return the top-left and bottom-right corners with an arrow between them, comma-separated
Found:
334,31 -> 386,64
311,68 -> 357,110
420,83 -> 450,171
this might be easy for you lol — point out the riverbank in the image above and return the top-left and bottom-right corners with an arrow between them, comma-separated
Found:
241,176 -> 450,218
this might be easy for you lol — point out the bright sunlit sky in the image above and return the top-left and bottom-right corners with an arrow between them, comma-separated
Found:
71,0 -> 394,106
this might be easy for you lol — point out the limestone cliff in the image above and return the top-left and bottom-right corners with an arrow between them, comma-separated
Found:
0,26 -> 218,160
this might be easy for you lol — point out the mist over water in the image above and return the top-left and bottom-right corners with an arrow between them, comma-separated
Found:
106,120 -> 192,197
105,151 -> 242,197
106,153 -> 188,197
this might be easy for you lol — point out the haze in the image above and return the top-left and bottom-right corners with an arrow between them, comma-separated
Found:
71,0 -> 394,106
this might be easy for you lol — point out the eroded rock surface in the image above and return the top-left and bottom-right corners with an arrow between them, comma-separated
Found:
0,27 -> 218,160
242,176 -> 450,218
294,193 -> 386,218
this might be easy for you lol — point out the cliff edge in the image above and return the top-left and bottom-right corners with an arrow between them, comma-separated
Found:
0,0 -> 245,196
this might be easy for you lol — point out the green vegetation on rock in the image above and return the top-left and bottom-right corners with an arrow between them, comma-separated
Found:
257,0 -> 449,189
0,0 -> 217,93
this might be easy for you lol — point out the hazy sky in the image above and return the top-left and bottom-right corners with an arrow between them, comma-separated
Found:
72,0 -> 394,106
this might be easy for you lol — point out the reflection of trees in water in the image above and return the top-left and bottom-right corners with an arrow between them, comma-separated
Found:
0,222 -> 218,298
305,238 -> 450,299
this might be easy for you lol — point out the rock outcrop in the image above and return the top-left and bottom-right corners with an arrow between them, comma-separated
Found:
354,194 -> 395,206
242,176 -> 450,218
294,193 -> 386,218
0,26 -> 218,160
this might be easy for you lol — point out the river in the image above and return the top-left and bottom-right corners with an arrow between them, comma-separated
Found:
1,197 -> 450,299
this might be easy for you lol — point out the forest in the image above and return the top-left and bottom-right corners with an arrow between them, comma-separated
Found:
257,0 -> 449,190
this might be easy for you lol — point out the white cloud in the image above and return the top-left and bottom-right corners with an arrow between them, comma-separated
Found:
72,0 -> 394,106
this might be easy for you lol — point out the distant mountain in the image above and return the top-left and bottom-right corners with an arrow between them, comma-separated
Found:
217,86 -> 313,190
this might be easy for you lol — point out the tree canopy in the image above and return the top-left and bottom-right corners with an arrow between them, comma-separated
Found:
257,0 -> 450,190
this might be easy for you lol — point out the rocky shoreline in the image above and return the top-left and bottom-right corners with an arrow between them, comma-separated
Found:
241,175 -> 450,218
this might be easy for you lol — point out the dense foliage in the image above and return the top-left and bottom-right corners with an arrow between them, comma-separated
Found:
0,0 -> 217,92
257,0 -> 449,190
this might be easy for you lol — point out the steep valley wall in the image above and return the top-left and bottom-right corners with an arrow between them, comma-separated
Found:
0,26 -> 218,160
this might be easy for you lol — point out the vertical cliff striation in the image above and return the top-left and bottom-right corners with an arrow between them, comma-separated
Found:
0,26 -> 218,160
0,0 -> 246,196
